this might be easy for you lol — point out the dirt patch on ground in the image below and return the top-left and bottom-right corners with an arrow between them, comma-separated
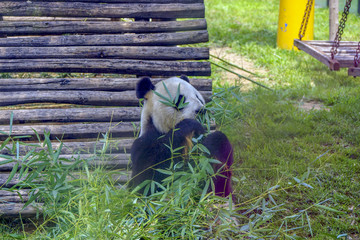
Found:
210,48 -> 330,112
297,100 -> 330,112
210,47 -> 268,90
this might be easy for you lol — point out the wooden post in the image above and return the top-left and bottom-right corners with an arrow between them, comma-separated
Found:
329,0 -> 339,41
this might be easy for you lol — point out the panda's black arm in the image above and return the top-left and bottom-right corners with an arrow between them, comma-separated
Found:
159,119 -> 205,151
134,119 -> 205,167
129,119 -> 204,192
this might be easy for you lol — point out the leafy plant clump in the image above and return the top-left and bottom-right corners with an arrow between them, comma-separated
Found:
0,110 -> 240,239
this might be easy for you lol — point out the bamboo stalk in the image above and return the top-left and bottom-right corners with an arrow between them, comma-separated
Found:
210,61 -> 272,91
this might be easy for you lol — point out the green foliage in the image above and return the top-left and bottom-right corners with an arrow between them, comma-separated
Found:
1,117 -> 239,239
1,0 -> 360,238
152,82 -> 189,111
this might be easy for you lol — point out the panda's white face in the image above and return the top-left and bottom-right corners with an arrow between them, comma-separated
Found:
140,77 -> 205,136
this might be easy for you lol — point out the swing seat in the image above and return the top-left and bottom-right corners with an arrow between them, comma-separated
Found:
348,67 -> 360,76
294,39 -> 360,73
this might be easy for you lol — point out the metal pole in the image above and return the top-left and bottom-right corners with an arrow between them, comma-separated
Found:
329,0 -> 339,41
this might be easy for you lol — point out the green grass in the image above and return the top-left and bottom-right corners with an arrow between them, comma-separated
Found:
206,0 -> 360,238
1,0 -> 360,239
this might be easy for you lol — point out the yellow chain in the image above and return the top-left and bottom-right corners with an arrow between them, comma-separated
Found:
298,0 -> 314,40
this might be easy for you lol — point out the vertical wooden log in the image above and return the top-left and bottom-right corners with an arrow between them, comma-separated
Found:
329,0 -> 339,41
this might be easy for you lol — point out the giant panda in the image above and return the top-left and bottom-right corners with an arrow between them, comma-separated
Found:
129,76 -> 234,198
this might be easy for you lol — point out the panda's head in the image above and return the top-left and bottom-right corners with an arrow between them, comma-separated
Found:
136,76 -> 206,136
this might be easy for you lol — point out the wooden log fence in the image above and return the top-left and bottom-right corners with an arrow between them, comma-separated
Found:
0,59 -> 211,76
0,2 -> 205,19
0,31 -> 208,47
0,0 -> 211,217
0,154 -> 131,171
0,20 -> 207,36
0,46 -> 209,60
0,107 -> 141,124
0,78 -> 212,91
1,139 -> 134,156
3,0 -> 204,3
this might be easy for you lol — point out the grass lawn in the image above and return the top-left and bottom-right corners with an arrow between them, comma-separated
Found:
1,0 -> 360,239
207,0 -> 360,238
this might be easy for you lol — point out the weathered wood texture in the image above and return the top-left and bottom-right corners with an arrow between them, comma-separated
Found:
0,203 -> 43,218
0,90 -> 212,106
1,139 -> 134,156
0,190 -> 30,203
294,39 -> 340,70
0,120 -> 215,140
0,172 -> 130,188
0,31 -> 208,47
329,0 -> 339,41
0,0 -> 212,218
0,78 -> 212,91
294,40 -> 360,71
0,154 -> 130,171
0,20 -> 207,36
0,107 -> 141,124
0,2 -> 205,18
348,67 -> 360,77
0,59 -> 211,76
2,0 -> 204,3
0,90 -> 137,106
0,122 -> 139,140
3,16 -> 113,21
0,2 -> 210,75
0,46 -> 209,60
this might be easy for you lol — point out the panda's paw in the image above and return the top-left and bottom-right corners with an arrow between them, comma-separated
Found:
175,119 -> 205,137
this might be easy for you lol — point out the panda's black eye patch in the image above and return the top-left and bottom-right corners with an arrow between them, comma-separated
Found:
174,95 -> 186,110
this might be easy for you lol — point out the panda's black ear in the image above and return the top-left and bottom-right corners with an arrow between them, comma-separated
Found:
180,75 -> 189,83
136,76 -> 155,99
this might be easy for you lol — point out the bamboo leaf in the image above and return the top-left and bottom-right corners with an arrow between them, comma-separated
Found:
159,100 -> 175,107
23,191 -> 41,209
301,182 -> 314,189
0,138 -> 11,150
200,180 -> 210,201
9,112 -> 13,136
162,82 -> 173,101
210,54 -> 261,77
197,144 -> 210,155
156,169 -> 173,176
6,162 -> 19,185
0,159 -> 13,165
174,84 -> 181,105
153,90 -> 172,103
44,132 -> 54,159
16,141 -> 20,161
315,204 -> 344,214
305,211 -> 313,237
18,164 -> 26,181
268,194 -> 277,206
53,142 -> 63,164
210,60 -> 272,91
293,177 -> 301,183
